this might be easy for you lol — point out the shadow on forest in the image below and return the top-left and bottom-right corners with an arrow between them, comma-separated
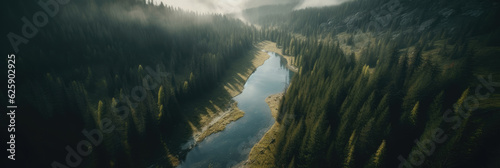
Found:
165,45 -> 266,161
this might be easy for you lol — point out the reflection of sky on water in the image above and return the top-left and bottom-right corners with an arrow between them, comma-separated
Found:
179,52 -> 293,168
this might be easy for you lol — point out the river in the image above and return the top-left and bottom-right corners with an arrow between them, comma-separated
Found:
178,52 -> 293,168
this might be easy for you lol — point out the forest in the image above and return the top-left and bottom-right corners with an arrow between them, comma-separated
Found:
3,0 -> 261,167
2,0 -> 500,167
254,0 -> 500,167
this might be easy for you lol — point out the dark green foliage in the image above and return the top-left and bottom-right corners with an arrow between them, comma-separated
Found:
2,0 -> 499,167
262,0 -> 500,167
4,0 -> 260,167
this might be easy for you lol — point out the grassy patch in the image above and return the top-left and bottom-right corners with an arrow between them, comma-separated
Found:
260,41 -> 299,72
195,102 -> 245,143
244,93 -> 284,168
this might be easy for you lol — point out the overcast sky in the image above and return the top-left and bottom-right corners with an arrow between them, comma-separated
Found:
156,0 -> 349,14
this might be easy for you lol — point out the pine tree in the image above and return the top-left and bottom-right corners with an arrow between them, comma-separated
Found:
96,100 -> 104,128
371,140 -> 386,167
410,101 -> 420,125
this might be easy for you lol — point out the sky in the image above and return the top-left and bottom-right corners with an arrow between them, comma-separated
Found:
156,0 -> 349,14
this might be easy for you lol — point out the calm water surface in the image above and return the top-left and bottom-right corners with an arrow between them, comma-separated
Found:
178,52 -> 293,168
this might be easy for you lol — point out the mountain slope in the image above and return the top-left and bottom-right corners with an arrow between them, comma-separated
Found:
249,0 -> 500,167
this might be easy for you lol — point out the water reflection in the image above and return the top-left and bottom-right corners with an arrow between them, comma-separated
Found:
178,52 -> 293,168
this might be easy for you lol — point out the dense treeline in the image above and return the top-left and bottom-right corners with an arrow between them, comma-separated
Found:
3,0 -> 260,167
253,0 -> 500,40
260,0 -> 500,167
3,0 -> 500,167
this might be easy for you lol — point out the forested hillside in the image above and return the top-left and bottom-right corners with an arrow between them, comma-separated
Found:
3,0 -> 260,167
257,0 -> 500,167
3,0 -> 500,167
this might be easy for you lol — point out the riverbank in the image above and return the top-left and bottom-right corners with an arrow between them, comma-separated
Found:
193,102 -> 245,143
243,93 -> 284,167
175,41 -> 293,167
240,41 -> 296,167
260,41 -> 299,73
188,40 -> 300,144
180,41 -> 272,150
